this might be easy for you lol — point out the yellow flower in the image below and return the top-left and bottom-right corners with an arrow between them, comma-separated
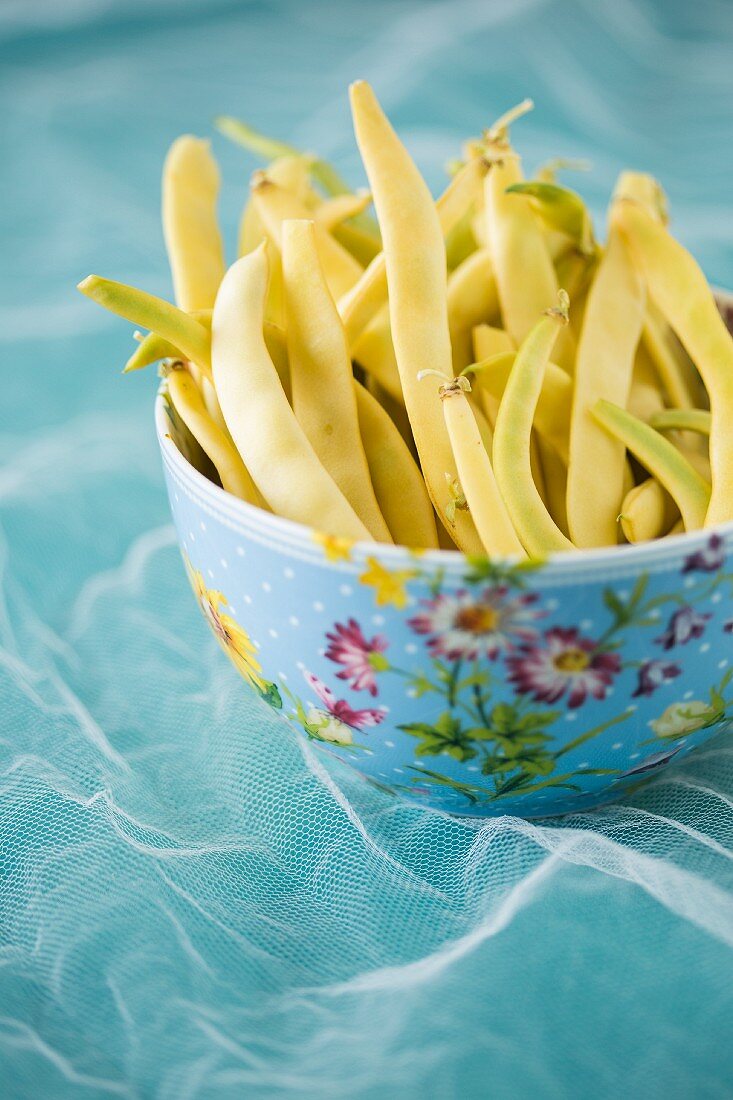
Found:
186,560 -> 266,692
359,556 -> 416,609
312,531 -> 355,562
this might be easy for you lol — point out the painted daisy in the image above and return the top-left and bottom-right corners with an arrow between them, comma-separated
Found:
407,586 -> 543,662
507,627 -> 620,708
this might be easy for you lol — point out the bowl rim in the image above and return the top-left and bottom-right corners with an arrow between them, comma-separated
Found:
155,393 -> 733,576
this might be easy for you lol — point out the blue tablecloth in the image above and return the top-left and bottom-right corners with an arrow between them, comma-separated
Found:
2,2 -> 732,1096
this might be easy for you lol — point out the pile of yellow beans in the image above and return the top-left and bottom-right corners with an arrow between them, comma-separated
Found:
78,82 -> 733,557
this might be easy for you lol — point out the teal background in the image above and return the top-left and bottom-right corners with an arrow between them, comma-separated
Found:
2,1 -> 733,1096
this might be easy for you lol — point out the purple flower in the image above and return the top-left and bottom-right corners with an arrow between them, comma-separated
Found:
632,659 -> 682,698
724,620 -> 733,635
682,534 -> 725,574
655,606 -> 711,650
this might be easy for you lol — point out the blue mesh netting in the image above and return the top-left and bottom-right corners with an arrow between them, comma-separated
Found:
2,1 -> 733,1095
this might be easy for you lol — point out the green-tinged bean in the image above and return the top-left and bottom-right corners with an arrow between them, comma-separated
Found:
649,409 -> 711,436
615,200 -> 733,525
493,293 -> 575,554
78,276 -> 212,376
591,400 -> 710,531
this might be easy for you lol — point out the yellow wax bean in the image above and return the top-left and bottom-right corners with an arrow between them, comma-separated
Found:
215,117 -> 306,172
472,324 -> 514,360
125,331 -> 181,373
493,295 -> 574,555
682,445 -> 711,483
629,343 -> 665,422
266,154 -> 316,205
471,322 -> 513,428
162,136 -> 226,313
484,155 -> 575,372
236,156 -> 317,259
216,115 -> 351,199
365,375 -> 415,455
641,302 -> 705,410
540,445 -> 569,536
620,479 -> 679,544
262,321 -> 291,402
338,251 -> 391,345
338,157 -> 488,345
591,400 -> 710,531
470,275 -> 554,512
440,379 -> 525,557
78,276 -> 212,377
217,114 -> 381,237
567,226 -> 646,547
282,220 -> 391,542
627,385 -> 710,482
614,171 -> 668,222
615,201 -> 733,525
446,209 -> 478,270
349,80 -> 483,553
470,395 -> 494,455
242,157 -> 317,318
612,174 -> 703,413
166,364 -> 263,505
650,408 -> 711,435
123,310 -> 289,397
556,248 -> 598,310
331,222 -> 382,266
353,381 -> 438,548
251,172 -> 362,299
211,244 -> 370,541
238,198 -> 263,257
467,351 -> 571,461
262,237 -> 284,326
505,180 -> 595,256
314,191 -> 373,232
351,307 -> 404,403
447,249 -> 499,370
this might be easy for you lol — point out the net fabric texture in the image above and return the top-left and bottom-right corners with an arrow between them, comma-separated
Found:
2,1 -> 733,1096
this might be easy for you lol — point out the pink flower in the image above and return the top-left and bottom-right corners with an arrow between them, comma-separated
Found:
325,619 -> 388,696
507,627 -> 621,709
408,586 -> 543,662
303,671 -> 387,737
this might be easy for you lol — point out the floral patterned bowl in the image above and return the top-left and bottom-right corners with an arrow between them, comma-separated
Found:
156,396 -> 733,818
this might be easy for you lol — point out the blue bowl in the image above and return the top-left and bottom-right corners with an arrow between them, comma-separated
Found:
156,397 -> 733,818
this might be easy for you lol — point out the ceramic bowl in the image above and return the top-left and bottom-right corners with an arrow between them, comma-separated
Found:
156,395 -> 733,819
